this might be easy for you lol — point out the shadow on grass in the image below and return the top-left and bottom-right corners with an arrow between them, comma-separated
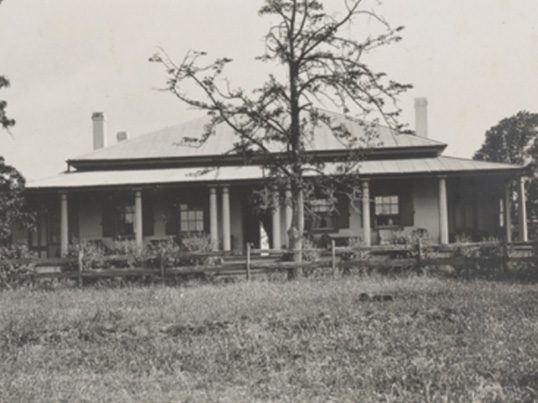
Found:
434,264 -> 538,284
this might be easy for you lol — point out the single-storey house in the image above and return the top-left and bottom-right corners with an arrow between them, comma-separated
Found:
15,99 -> 528,257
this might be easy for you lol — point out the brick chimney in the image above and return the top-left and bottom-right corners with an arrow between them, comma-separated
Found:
414,97 -> 428,138
91,112 -> 107,150
116,131 -> 128,142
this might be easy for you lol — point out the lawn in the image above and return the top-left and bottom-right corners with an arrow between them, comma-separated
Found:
1,275 -> 537,402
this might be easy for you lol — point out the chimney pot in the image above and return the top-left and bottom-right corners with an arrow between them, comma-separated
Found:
91,112 -> 107,150
116,131 -> 128,142
414,97 -> 428,138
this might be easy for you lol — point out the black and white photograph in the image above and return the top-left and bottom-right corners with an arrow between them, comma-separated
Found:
1,1 -> 537,401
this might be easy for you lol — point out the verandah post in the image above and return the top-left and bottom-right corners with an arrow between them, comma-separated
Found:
60,192 -> 69,257
246,243 -> 251,281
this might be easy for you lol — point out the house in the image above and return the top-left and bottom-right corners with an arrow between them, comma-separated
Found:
15,99 -> 528,257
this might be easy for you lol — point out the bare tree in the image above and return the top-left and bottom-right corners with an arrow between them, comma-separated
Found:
151,0 -> 411,274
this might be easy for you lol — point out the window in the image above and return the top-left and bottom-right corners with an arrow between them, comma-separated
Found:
310,199 -> 334,230
179,203 -> 204,233
117,204 -> 135,237
375,195 -> 400,227
102,197 -> 135,238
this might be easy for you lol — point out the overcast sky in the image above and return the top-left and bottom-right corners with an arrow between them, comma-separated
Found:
1,0 -> 537,181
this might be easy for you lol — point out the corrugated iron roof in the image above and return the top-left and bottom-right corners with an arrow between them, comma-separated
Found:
72,114 -> 446,162
28,156 -> 522,190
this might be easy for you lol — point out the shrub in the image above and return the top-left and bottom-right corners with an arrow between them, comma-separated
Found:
146,238 -> 180,269
178,233 -> 221,267
340,236 -> 368,261
338,237 -> 369,276
0,244 -> 35,289
281,237 -> 320,262
109,239 -> 147,268
453,236 -> 504,273
68,241 -> 107,270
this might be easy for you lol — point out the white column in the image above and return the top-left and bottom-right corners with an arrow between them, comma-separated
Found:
135,190 -> 143,246
272,189 -> 281,250
504,182 -> 512,242
222,186 -> 231,251
518,177 -> 528,241
439,176 -> 449,245
209,186 -> 218,250
60,193 -> 69,257
362,180 -> 371,246
285,189 -> 293,248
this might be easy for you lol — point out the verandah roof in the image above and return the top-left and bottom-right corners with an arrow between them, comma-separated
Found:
27,156 -> 523,191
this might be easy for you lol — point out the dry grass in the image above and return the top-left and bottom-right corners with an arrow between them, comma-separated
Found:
1,275 -> 537,402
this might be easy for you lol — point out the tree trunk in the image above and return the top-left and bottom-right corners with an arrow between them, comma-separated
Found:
287,187 -> 304,279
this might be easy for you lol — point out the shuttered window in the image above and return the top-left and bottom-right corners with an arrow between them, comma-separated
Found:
375,196 -> 400,227
371,182 -> 414,228
180,204 -> 204,233
102,195 -> 135,238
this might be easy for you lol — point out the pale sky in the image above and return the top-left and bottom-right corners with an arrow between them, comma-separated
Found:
0,0 -> 537,181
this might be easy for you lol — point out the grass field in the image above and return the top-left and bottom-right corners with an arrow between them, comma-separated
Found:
1,275 -> 537,402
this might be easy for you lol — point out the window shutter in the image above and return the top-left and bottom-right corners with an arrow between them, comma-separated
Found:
400,185 -> 414,227
102,201 -> 116,238
333,193 -> 350,229
68,194 -> 79,242
142,192 -> 154,236
165,202 -> 179,236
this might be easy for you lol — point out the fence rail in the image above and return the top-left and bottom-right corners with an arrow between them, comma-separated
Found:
1,240 -> 537,286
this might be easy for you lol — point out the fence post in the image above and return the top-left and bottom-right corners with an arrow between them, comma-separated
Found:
416,238 -> 422,271
331,240 -> 336,275
246,243 -> 251,281
534,241 -> 538,268
77,249 -> 83,288
160,253 -> 166,280
502,238 -> 509,272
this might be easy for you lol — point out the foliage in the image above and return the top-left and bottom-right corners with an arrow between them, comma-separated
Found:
0,244 -> 35,289
474,111 -> 538,165
474,111 -> 538,238
68,241 -> 109,270
0,157 -> 33,243
282,237 -> 320,263
146,238 -> 181,269
452,236 -> 504,273
1,0 -> 15,131
340,235 -> 368,261
151,0 -> 410,263
177,233 -> 222,267
0,74 -> 15,130
0,277 -> 537,401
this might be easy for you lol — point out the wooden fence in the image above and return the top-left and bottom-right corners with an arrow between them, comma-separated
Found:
1,240 -> 537,286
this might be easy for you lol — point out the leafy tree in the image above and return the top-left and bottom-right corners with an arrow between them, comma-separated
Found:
1,0 -> 31,244
0,157 -> 33,244
474,111 -> 538,239
151,0 -> 410,272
